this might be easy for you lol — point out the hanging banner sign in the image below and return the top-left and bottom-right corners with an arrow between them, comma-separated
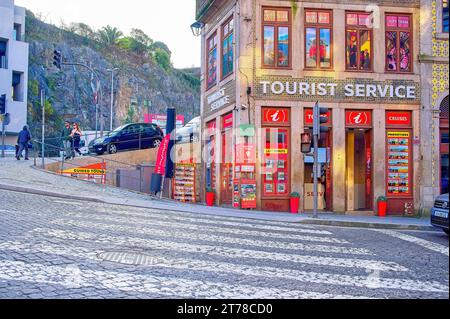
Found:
154,134 -> 171,175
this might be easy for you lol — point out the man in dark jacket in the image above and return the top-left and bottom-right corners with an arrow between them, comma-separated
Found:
16,126 -> 31,160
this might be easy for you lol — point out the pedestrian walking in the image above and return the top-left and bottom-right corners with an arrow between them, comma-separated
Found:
16,125 -> 31,161
71,122 -> 83,157
61,121 -> 74,160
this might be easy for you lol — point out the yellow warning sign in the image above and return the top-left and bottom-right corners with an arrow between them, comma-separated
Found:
264,149 -> 288,155
387,132 -> 410,138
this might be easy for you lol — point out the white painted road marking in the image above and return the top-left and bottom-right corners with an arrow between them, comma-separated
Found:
33,228 -> 408,272
64,211 -> 349,244
374,230 -> 449,257
0,260 -> 371,299
52,219 -> 372,255
1,241 -> 446,293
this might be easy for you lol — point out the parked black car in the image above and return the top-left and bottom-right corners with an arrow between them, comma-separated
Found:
89,123 -> 164,155
431,193 -> 449,235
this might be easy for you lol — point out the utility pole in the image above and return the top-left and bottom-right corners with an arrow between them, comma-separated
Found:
1,94 -> 7,158
107,68 -> 119,132
41,90 -> 45,168
57,56 -> 103,140
312,102 -> 329,219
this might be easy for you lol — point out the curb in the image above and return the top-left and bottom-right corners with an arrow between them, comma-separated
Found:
0,183 -> 104,204
0,182 -> 436,231
298,219 -> 436,231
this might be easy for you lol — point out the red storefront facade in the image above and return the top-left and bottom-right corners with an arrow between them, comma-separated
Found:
197,0 -> 422,215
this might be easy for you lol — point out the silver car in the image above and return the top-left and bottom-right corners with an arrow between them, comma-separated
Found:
431,193 -> 449,235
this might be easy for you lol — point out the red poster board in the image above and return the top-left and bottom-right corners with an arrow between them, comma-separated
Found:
241,179 -> 257,209
304,108 -> 332,126
386,111 -> 412,127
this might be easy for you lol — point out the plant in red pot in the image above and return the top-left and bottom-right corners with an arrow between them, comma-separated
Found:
377,196 -> 387,217
206,188 -> 216,207
290,192 -> 301,214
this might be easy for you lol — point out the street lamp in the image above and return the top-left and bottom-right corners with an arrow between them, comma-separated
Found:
190,21 -> 204,37
107,68 -> 119,132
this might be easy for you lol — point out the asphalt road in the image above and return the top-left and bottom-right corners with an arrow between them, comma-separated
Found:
0,189 -> 448,299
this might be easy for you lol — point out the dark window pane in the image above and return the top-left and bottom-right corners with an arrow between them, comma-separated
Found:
399,32 -> 411,72
359,30 -> 371,70
346,30 -> 358,69
386,31 -> 398,71
444,0 -> 449,33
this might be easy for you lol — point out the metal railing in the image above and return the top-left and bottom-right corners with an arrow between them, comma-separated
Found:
30,138 -> 168,197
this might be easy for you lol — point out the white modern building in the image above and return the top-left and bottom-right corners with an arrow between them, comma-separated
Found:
0,0 -> 29,152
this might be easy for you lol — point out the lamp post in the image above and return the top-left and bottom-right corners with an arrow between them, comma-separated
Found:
107,68 -> 119,132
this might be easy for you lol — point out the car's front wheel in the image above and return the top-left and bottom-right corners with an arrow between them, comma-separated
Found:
152,139 -> 162,148
107,144 -> 118,154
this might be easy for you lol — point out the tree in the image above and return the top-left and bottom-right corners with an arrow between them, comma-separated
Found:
97,25 -> 123,46
150,41 -> 172,58
154,48 -> 172,72
71,23 -> 95,39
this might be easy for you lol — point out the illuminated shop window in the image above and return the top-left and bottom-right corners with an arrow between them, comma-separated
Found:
305,10 -> 333,69
222,17 -> 234,79
262,7 -> 291,68
207,32 -> 217,89
385,14 -> 413,73
345,12 -> 373,71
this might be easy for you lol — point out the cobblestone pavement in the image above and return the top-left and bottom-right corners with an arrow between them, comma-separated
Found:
0,189 -> 448,299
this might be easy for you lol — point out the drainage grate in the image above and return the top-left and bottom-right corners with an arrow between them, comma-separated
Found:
98,251 -> 163,266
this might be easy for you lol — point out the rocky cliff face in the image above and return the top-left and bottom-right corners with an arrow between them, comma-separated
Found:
25,11 -> 200,139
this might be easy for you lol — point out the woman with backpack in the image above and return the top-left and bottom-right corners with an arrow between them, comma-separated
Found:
71,122 -> 83,158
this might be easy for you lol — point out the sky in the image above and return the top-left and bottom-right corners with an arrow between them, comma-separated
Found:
15,0 -> 201,69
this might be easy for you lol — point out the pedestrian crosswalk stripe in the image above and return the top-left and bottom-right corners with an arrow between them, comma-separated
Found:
64,211 -> 348,244
71,207 -> 332,236
1,241 -> 446,293
52,219 -> 373,255
373,230 -> 449,257
36,228 -> 408,272
0,260 -> 371,299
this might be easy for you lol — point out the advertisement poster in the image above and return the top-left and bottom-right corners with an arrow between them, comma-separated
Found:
154,134 -> 171,175
241,180 -> 257,209
262,128 -> 289,197
387,132 -> 411,196
233,180 -> 241,208
144,114 -> 185,130
173,163 -> 196,203
61,162 -> 107,184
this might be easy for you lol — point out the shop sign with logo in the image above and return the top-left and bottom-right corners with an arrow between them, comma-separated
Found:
236,144 -> 255,164
304,108 -> 332,126
262,108 -> 290,125
256,77 -> 420,104
222,113 -> 233,129
346,111 -> 372,127
206,81 -> 236,113
386,111 -> 412,127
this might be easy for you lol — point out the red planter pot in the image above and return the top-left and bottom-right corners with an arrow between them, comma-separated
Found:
378,201 -> 387,217
206,192 -> 215,207
290,197 -> 300,214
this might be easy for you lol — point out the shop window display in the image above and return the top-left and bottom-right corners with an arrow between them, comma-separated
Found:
345,12 -> 372,71
385,14 -> 412,73
305,10 -> 333,69
262,7 -> 291,68
207,33 -> 217,88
